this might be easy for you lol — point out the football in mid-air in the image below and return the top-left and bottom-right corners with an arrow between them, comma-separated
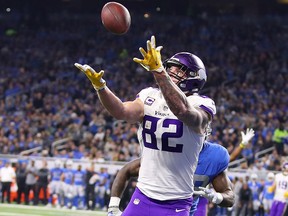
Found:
101,2 -> 131,35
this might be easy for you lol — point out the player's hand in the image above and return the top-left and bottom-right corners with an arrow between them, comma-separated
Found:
194,187 -> 223,205
74,63 -> 106,91
240,128 -> 255,148
107,206 -> 122,216
108,197 -> 121,216
267,186 -> 274,193
133,35 -> 164,73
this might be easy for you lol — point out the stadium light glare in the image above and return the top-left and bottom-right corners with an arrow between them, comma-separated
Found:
144,13 -> 150,18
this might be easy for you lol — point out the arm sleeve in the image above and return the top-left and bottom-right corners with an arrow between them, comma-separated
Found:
136,87 -> 154,102
187,95 -> 216,118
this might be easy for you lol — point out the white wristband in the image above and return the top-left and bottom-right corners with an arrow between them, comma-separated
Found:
155,65 -> 165,73
93,84 -> 106,92
109,197 -> 121,207
212,193 -> 223,204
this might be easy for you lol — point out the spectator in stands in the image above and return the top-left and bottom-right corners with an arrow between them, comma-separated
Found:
0,161 -> 16,203
272,121 -> 288,156
72,143 -> 85,159
35,160 -> 49,205
25,160 -> 38,205
16,162 -> 27,204
34,133 -> 44,148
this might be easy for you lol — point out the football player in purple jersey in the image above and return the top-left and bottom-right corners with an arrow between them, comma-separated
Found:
75,35 -> 215,216
105,128 -> 254,216
268,162 -> 288,216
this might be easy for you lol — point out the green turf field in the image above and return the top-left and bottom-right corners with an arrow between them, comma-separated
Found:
0,204 -> 106,216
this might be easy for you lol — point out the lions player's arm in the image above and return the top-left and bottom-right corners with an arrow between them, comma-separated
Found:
211,171 -> 235,207
229,128 -> 255,162
229,146 -> 243,162
97,88 -> 144,124
111,158 -> 141,197
153,73 -> 210,133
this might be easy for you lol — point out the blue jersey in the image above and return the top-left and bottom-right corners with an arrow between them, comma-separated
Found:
62,168 -> 75,184
263,181 -> 274,200
74,170 -> 86,186
50,167 -> 63,181
248,181 -> 263,200
190,141 -> 230,216
97,172 -> 110,189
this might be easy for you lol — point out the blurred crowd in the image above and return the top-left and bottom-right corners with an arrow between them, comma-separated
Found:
0,12 -> 287,165
0,10 -> 288,215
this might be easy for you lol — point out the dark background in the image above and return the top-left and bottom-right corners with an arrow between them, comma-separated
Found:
0,0 -> 288,17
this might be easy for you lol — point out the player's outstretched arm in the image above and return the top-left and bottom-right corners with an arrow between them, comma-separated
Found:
195,171 -> 234,207
108,158 -> 141,216
211,171 -> 235,207
229,128 -> 255,162
110,158 -> 140,198
133,36 -> 209,132
74,63 -> 144,123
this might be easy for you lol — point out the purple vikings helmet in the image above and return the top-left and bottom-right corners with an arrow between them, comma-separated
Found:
282,161 -> 288,175
164,52 -> 207,93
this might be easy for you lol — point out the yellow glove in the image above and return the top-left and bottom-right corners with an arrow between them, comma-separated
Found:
133,35 -> 164,73
284,191 -> 288,199
267,186 -> 274,193
74,63 -> 106,91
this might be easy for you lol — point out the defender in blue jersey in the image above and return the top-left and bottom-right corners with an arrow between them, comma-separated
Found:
248,173 -> 263,216
60,159 -> 76,209
95,167 -> 111,210
261,172 -> 275,215
73,164 -> 86,209
190,142 -> 230,216
191,128 -> 255,216
107,128 -> 255,216
47,159 -> 63,207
